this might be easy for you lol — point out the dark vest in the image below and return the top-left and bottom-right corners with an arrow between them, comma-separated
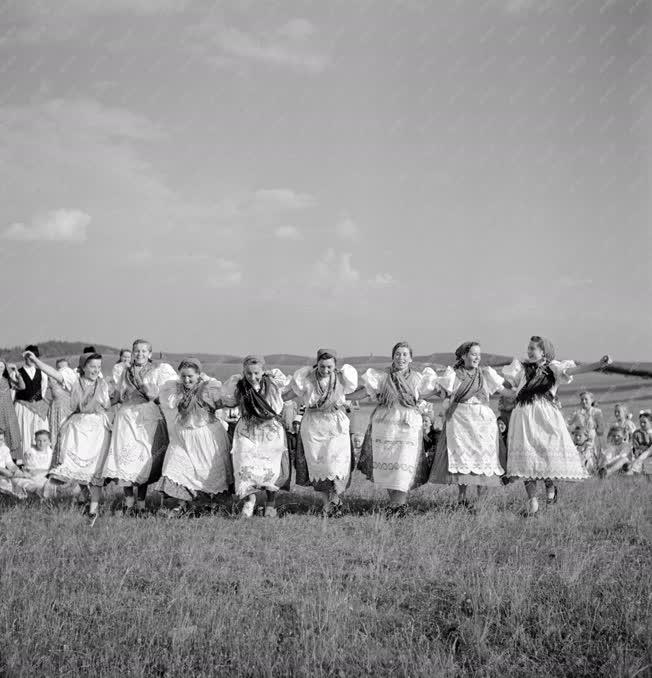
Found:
15,367 -> 43,402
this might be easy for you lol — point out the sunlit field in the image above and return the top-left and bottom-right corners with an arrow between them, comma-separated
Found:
0,475 -> 649,677
2,355 -> 649,676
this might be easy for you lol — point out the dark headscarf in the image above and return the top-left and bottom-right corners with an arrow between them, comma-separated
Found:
178,358 -> 202,373
243,355 -> 265,368
78,352 -> 102,375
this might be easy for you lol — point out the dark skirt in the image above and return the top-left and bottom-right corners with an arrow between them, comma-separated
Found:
143,415 -> 170,485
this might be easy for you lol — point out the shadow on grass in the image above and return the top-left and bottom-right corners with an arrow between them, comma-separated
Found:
1,486 -> 527,522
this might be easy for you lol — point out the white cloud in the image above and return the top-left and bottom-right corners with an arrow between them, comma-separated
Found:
275,225 -> 302,240
312,249 -> 360,291
335,215 -> 360,240
0,98 -> 173,209
277,18 -> 316,41
218,26 -> 328,73
191,16 -> 330,74
0,98 -> 205,243
206,259 -> 242,288
557,275 -> 593,288
311,249 -> 397,293
3,5 -> 330,76
0,98 -> 318,259
499,0 -> 554,13
251,189 -> 316,211
125,248 -> 154,264
2,209 -> 90,242
2,0 -> 190,44
369,273 -> 396,288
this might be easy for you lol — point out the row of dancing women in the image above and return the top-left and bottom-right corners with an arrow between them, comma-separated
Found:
0,337 -> 619,523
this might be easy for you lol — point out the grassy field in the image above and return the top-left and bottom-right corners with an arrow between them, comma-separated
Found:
0,475 -> 649,677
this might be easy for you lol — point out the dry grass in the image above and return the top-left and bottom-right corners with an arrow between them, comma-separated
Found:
0,475 -> 650,677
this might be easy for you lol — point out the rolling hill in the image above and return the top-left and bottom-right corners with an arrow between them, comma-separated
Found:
1,341 -> 649,378
0,341 -> 121,362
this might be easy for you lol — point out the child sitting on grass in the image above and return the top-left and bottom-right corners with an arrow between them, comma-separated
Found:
630,411 -> 652,476
11,430 -> 80,501
11,430 -> 57,498
572,425 -> 599,475
609,403 -> 637,442
0,429 -> 27,497
598,425 -> 631,478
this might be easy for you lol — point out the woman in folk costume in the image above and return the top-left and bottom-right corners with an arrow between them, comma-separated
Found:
351,341 -> 446,517
568,391 -> 605,456
156,358 -> 233,516
287,349 -> 358,517
26,350 -> 111,525
14,345 -> 49,457
102,339 -> 177,514
0,359 -> 26,464
46,358 -> 77,450
502,335 -> 611,515
220,356 -> 290,518
112,348 -> 132,387
429,341 -> 508,505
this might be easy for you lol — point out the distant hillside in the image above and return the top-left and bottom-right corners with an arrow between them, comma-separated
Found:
157,352 -> 242,365
344,355 -> 392,364
263,354 -> 312,365
331,353 -> 513,367
2,342 -> 649,378
415,352 -> 513,367
0,340 -> 120,361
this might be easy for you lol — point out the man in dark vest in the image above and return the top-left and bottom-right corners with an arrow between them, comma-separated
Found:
15,344 -> 50,457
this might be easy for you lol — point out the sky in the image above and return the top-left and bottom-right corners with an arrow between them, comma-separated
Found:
0,0 -> 649,360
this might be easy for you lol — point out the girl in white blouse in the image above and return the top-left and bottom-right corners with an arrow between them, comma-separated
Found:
502,335 -> 611,515
285,349 -> 358,517
348,341 -> 446,517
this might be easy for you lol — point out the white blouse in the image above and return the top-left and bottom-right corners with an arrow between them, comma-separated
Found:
360,367 -> 442,402
438,366 -> 505,403
159,378 -> 223,429
221,369 -> 289,415
116,362 -> 178,401
57,366 -> 79,392
112,362 -> 127,386
291,364 -> 358,408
